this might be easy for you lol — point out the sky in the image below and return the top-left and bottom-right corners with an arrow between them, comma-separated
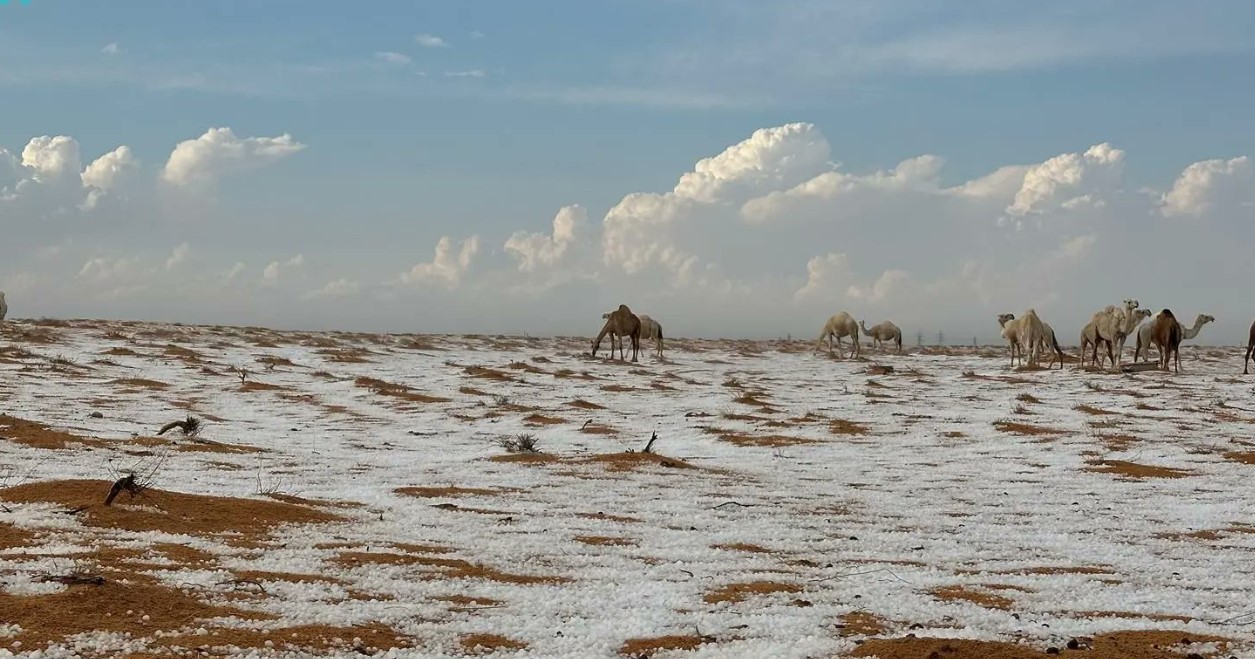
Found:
2,1 -> 1254,342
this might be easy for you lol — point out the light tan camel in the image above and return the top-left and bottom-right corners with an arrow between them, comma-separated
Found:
858,320 -> 902,354
1038,321 -> 1066,369
601,311 -> 664,359
592,304 -> 641,362
1135,313 -> 1213,363
1078,300 -> 1137,370
817,312 -> 860,359
1245,320 -> 1255,375
999,309 -> 1047,368
1150,308 -> 1183,373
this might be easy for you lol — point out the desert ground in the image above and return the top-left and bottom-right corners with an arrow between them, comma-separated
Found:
1,318 -> 1254,658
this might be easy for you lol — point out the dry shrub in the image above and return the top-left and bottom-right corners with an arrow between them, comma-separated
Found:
0,479 -> 340,538
620,635 -> 712,657
703,580 -> 801,604
993,421 -> 1064,437
1084,460 -> 1191,479
354,377 -> 450,404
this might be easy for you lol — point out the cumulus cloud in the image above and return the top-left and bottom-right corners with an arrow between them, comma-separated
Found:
263,254 -> 305,283
303,278 -> 360,300
80,145 -> 140,209
22,136 -> 83,183
415,33 -> 448,48
504,205 -> 587,272
400,235 -> 479,286
101,42 -> 121,55
161,127 -> 305,188
375,51 -> 412,65
1160,156 -> 1253,218
1005,143 -> 1125,217
165,242 -> 190,270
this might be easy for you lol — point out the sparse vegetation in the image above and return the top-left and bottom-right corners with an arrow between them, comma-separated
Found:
498,433 -> 541,454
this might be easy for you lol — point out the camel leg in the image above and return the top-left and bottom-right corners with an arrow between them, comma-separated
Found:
1245,342 -> 1253,374
631,335 -> 639,363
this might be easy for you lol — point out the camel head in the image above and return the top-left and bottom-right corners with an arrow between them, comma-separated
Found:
1200,314 -> 1216,324
1123,298 -> 1139,310
996,313 -> 1015,327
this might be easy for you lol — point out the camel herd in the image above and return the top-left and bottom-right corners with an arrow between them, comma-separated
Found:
585,301 -> 1255,374
816,300 -> 1233,375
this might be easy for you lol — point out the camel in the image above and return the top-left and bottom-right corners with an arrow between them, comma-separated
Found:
1135,313 -> 1214,363
999,309 -> 1047,368
1245,320 -> 1255,375
1150,309 -> 1183,373
817,312 -> 860,359
1038,321 -> 1066,370
1078,300 -> 1138,370
601,311 -> 664,360
0,291 -> 6,325
859,320 -> 902,354
592,304 -> 641,362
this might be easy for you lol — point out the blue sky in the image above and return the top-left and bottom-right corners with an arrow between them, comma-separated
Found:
2,1 -> 1254,339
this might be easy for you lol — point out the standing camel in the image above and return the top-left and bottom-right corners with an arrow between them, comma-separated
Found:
999,310 -> 1047,368
859,320 -> 902,354
1038,321 -> 1066,370
1150,309 -> 1183,373
1245,320 -> 1255,375
817,312 -> 860,359
1078,300 -> 1138,370
1136,313 -> 1214,363
592,305 -> 641,362
601,312 -> 664,359
0,291 -> 7,326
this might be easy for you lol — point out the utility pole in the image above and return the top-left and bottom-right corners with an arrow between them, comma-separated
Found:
916,331 -> 924,347
937,331 -> 945,346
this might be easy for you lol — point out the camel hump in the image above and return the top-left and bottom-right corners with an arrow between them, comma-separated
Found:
618,304 -> 631,312
1161,308 -> 1175,319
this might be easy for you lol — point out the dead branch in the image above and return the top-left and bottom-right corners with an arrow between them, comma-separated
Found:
643,431 -> 657,454
104,474 -> 143,506
712,501 -> 754,509
38,573 -> 105,586
157,415 -> 202,437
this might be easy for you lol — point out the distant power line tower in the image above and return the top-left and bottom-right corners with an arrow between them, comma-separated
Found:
916,331 -> 924,347
972,336 -> 978,348
937,331 -> 945,346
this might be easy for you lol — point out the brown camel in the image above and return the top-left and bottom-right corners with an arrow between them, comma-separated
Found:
592,304 -> 641,362
1150,309 -> 1183,373
1244,320 -> 1255,375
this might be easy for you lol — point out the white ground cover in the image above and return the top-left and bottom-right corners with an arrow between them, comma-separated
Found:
1,320 -> 1254,658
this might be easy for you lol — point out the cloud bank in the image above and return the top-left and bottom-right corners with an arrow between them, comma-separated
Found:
3,122 -> 1253,340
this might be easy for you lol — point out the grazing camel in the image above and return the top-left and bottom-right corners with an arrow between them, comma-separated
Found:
858,320 -> 902,354
637,314 -> 664,359
1136,313 -> 1214,363
1078,300 -> 1138,370
1245,320 -> 1255,375
817,312 -> 860,359
999,310 -> 1047,368
1038,321 -> 1067,370
602,311 -> 664,359
1150,309 -> 1183,373
592,305 -> 641,362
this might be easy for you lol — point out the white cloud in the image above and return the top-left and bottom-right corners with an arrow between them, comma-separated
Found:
415,33 -> 448,48
165,242 -> 190,270
470,30 -> 485,39
80,145 -> 140,209
400,235 -> 479,286
263,254 -> 305,283
504,205 -> 587,272
794,253 -> 853,301
375,51 -> 412,65
1005,143 -> 1125,217
303,278 -> 360,300
161,127 -> 305,188
101,42 -> 121,56
444,70 -> 486,78
1160,156 -> 1253,218
21,136 -> 82,183
847,269 -> 911,304
79,256 -> 144,282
